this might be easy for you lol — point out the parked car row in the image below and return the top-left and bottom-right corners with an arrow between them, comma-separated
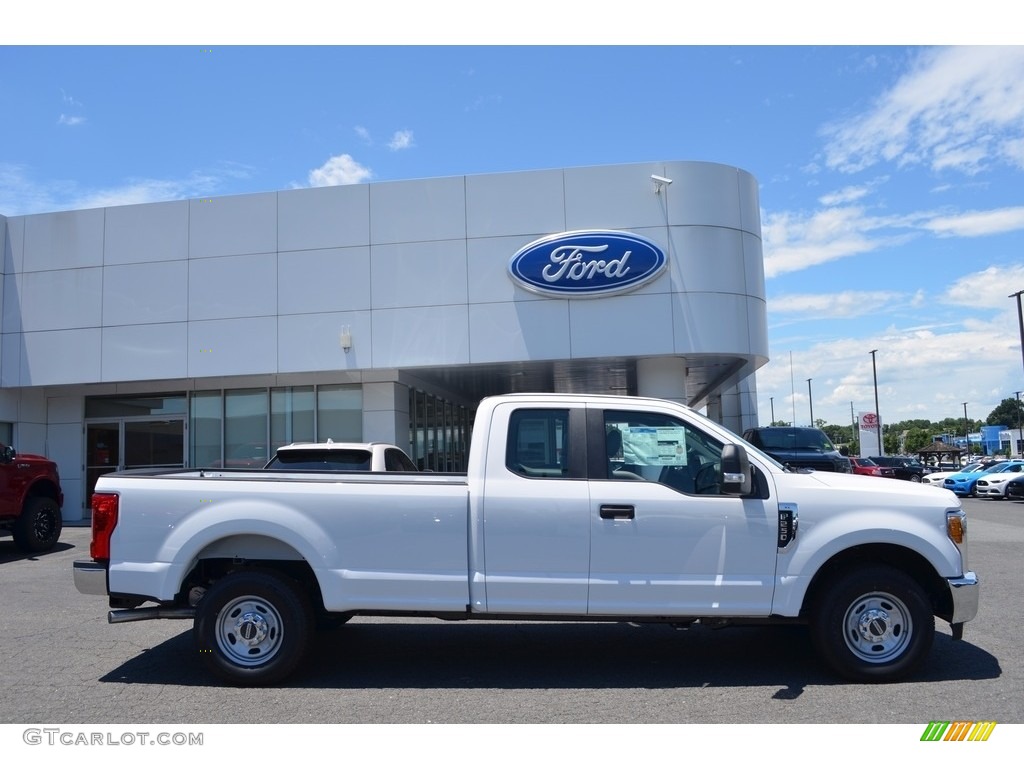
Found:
847,453 -> 1024,499
931,460 -> 1024,499
867,456 -> 932,482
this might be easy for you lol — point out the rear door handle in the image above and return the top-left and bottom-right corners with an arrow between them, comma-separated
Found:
600,504 -> 635,520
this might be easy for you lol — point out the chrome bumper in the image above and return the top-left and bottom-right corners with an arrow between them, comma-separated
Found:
947,571 -> 979,625
73,560 -> 108,596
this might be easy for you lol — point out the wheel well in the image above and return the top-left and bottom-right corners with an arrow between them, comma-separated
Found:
26,480 -> 61,505
181,558 -> 327,615
802,544 -> 953,621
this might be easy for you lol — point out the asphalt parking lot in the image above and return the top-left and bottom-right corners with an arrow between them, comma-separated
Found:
1,496 -> 1021,725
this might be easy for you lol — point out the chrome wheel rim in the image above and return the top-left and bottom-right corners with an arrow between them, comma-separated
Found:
215,595 -> 284,667
842,590 -> 913,664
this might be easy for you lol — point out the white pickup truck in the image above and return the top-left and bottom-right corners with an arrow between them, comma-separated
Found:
74,393 -> 979,686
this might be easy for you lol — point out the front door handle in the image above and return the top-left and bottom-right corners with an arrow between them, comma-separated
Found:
600,504 -> 635,520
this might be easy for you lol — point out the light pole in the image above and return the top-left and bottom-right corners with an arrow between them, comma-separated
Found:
769,396 -> 775,425
1017,390 -> 1023,458
1010,290 -> 1024,379
870,349 -> 882,455
963,402 -> 970,460
806,379 -> 814,426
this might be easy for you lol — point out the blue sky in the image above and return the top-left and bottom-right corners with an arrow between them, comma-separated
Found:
3,12 -> 1023,431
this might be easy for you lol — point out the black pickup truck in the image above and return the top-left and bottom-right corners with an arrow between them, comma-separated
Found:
742,426 -> 852,473
869,456 -> 933,482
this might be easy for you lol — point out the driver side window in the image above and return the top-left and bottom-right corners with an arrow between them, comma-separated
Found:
604,409 -> 725,495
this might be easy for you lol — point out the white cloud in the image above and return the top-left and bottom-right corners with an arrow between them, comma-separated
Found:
60,88 -> 82,107
57,113 -> 85,126
823,46 -> 1024,175
354,125 -> 371,144
0,164 -> 252,215
307,154 -> 372,187
762,206 -> 910,278
924,206 -> 1024,237
817,184 -> 870,206
944,264 -> 1024,308
388,130 -> 414,151
769,290 -> 904,318
74,174 -> 219,209
756,318 -> 1020,427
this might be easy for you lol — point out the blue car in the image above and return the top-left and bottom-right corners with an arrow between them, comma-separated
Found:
943,461 -> 1012,497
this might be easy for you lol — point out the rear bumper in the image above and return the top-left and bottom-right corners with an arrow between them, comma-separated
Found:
947,571 -> 979,625
73,560 -> 108,596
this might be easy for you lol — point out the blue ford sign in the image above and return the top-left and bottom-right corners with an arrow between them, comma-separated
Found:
508,230 -> 667,297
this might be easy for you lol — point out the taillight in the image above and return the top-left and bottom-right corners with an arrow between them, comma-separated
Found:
90,493 -> 119,560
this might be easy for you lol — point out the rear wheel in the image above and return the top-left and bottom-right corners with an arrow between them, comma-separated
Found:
12,496 -> 63,553
811,565 -> 933,682
194,570 -> 312,686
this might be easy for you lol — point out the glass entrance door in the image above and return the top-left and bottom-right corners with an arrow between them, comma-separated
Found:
85,422 -> 120,510
85,418 -> 185,509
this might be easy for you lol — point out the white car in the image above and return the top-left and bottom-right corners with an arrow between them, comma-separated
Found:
973,462 -> 1024,499
264,441 -> 418,472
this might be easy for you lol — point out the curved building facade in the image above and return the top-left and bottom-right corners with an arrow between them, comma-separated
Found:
0,160 -> 768,520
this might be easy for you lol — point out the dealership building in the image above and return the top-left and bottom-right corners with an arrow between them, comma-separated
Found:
0,160 -> 768,521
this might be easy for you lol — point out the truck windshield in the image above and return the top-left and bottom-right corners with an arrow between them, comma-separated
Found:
757,429 -> 835,452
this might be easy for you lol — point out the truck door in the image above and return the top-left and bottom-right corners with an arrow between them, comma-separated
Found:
586,406 -> 777,617
477,404 -> 591,614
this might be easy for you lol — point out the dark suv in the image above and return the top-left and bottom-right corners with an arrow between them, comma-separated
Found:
742,427 -> 853,473
868,456 -> 931,482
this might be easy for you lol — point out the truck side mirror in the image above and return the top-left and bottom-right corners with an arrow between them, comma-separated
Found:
720,444 -> 752,496
0,445 -> 15,463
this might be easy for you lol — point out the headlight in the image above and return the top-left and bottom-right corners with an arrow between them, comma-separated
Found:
947,510 -> 966,545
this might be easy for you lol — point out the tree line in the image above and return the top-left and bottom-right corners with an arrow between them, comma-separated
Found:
769,397 -> 1024,457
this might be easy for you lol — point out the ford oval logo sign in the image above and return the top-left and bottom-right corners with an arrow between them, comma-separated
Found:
508,230 -> 667,297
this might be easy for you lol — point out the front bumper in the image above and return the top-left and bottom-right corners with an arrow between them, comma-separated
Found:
947,571 -> 980,625
975,484 -> 1006,497
73,560 -> 108,596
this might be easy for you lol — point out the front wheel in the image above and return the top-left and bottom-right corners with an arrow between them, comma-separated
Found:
194,570 -> 312,686
811,565 -> 933,682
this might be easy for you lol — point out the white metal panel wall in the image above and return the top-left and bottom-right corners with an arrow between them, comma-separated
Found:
0,161 -> 767,387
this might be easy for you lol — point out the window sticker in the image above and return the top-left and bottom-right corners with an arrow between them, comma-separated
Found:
621,426 -> 688,466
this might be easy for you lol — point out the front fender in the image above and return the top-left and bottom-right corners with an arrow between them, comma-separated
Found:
771,506 -> 963,617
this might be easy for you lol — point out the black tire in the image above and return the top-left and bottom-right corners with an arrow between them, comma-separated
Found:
12,496 -> 63,553
810,565 -> 933,682
194,570 -> 313,686
909,474 -> 921,483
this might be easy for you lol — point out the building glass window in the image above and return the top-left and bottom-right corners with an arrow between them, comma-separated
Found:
225,389 -> 269,468
407,389 -> 474,472
271,386 -> 315,451
190,391 -> 222,467
316,385 -> 362,442
0,422 -> 13,447
85,394 -> 187,419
